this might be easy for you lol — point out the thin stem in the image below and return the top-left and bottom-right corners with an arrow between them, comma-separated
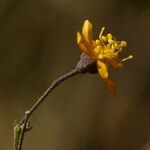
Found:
18,111 -> 29,150
17,67 -> 81,149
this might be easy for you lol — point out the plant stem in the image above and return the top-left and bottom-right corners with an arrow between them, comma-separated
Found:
18,111 -> 29,150
17,67 -> 81,149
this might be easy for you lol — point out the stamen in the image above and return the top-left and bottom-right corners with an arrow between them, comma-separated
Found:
99,27 -> 105,48
99,27 -> 105,38
122,55 -> 133,62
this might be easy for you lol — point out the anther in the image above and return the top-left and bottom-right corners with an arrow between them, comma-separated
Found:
95,40 -> 100,46
121,41 -> 127,47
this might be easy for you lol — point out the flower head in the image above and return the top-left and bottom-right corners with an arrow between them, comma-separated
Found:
77,20 -> 133,94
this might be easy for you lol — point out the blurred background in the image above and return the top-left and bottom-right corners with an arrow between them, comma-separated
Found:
0,0 -> 150,149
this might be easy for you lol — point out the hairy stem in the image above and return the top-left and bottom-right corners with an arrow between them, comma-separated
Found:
18,111 -> 29,150
17,67 -> 81,150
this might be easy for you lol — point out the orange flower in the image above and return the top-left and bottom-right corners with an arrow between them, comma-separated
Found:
77,20 -> 133,94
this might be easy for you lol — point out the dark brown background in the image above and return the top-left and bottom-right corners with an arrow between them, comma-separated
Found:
0,0 -> 150,149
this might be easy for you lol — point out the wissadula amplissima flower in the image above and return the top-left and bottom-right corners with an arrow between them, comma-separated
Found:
77,20 -> 133,94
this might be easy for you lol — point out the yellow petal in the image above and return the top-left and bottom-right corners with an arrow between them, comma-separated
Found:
104,78 -> 117,95
77,32 -> 88,54
77,31 -> 95,57
82,20 -> 93,43
97,61 -> 108,79
97,61 -> 117,95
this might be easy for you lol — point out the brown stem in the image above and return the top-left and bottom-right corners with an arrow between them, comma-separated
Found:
17,67 -> 81,149
18,111 -> 29,150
